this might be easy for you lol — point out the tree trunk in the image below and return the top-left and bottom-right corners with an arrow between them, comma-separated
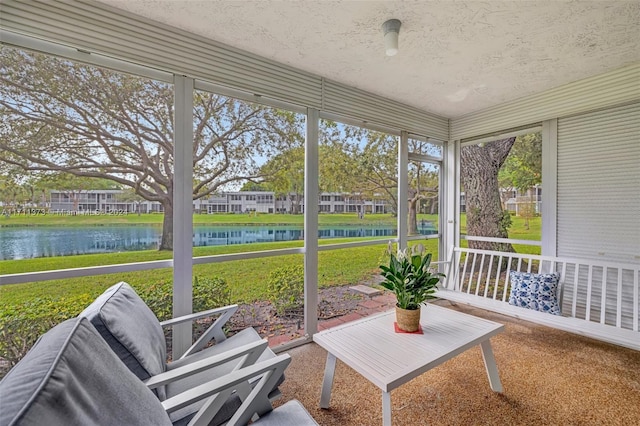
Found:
160,202 -> 173,251
460,138 -> 516,252
408,197 -> 418,235
290,194 -> 300,214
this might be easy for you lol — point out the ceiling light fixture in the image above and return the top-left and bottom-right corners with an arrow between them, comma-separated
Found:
382,19 -> 401,56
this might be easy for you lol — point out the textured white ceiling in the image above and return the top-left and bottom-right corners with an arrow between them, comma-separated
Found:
97,0 -> 640,118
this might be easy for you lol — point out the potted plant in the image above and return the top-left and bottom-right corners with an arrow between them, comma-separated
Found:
379,243 -> 445,332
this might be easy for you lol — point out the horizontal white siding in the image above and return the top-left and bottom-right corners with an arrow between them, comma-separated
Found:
0,0 -> 447,139
323,80 -> 449,141
451,64 -> 640,141
557,103 -> 640,264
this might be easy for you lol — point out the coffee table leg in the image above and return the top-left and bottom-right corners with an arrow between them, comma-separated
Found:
480,340 -> 503,392
382,391 -> 391,426
320,353 -> 337,409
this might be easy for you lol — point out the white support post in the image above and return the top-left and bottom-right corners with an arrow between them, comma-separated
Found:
397,131 -> 409,251
454,140 -> 461,248
441,139 -> 457,263
541,119 -> 558,257
304,108 -> 319,336
172,75 -> 194,358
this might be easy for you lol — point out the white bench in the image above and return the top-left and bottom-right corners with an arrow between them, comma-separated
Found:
436,247 -> 640,351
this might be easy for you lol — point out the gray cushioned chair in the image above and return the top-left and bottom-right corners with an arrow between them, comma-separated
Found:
79,282 -> 283,424
0,317 -> 317,426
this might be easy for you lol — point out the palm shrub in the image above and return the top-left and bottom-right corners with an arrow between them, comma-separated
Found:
379,243 -> 445,310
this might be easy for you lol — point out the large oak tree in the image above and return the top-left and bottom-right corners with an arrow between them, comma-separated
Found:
0,47 -> 284,250
461,138 -> 516,252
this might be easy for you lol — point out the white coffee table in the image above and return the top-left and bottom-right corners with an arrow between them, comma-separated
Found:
313,304 -> 504,425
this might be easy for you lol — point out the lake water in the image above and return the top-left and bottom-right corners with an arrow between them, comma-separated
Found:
0,223 -> 437,260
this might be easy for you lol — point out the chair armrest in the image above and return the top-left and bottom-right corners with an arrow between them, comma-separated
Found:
159,304 -> 238,327
162,354 -> 292,426
144,339 -> 267,389
159,304 -> 239,357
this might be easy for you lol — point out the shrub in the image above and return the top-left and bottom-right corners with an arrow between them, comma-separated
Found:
135,276 -> 231,321
267,265 -> 304,315
0,293 -> 95,371
193,276 -> 232,312
0,276 -> 231,377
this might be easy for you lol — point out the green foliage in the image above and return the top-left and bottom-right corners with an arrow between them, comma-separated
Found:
239,182 -> 270,192
379,244 -> 445,310
135,276 -> 232,321
193,276 -> 232,312
498,132 -> 542,192
499,210 -> 513,232
266,265 -> 304,315
0,275 -> 230,372
0,293 -> 95,369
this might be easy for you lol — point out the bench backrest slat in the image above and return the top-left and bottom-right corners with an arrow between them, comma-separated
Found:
585,265 -> 594,322
460,251 -> 469,293
600,267 -> 608,325
484,254 -> 494,298
571,263 -> 580,318
475,253 -> 485,296
492,255 -> 503,300
633,271 -> 639,332
617,270 -> 623,328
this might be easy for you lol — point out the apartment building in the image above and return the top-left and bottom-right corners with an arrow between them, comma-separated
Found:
49,190 -> 162,214
48,190 -> 390,215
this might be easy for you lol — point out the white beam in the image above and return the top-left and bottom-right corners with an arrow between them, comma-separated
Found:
442,140 -> 456,262
173,75 -> 194,357
304,108 -> 319,335
542,119 -> 558,256
455,140 -> 461,247
397,131 -> 409,250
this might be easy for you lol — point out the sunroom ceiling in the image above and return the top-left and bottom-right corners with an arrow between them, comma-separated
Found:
97,1 -> 639,119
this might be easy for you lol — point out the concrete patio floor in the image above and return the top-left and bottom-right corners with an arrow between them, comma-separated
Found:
274,300 -> 640,425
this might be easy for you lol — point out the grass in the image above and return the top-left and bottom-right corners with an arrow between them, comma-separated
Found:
0,239 -> 401,306
459,214 -> 542,255
0,212 -> 403,227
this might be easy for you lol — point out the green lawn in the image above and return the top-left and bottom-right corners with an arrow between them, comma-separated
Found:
0,212 -> 400,227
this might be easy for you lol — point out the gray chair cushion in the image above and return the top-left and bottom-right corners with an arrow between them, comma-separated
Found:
0,317 -> 172,426
79,282 -> 167,387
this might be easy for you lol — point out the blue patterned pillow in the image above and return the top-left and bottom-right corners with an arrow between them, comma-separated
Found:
508,271 -> 561,315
